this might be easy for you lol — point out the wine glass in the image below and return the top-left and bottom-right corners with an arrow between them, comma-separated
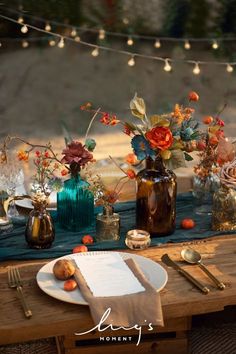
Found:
0,161 -> 24,221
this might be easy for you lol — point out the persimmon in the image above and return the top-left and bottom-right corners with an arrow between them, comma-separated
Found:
64,279 -> 77,291
82,235 -> 94,245
181,219 -> 195,229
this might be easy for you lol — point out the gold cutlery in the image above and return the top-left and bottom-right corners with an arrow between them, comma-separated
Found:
8,267 -> 32,318
181,248 -> 225,290
161,254 -> 210,294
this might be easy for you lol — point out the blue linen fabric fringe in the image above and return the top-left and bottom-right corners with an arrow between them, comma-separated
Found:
0,193 -> 234,261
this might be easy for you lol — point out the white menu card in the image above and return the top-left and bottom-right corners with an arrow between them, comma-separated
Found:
73,253 -> 145,297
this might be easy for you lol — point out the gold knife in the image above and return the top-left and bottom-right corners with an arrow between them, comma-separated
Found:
161,254 -> 210,294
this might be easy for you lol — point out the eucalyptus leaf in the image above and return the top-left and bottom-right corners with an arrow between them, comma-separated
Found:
60,121 -> 73,146
150,115 -> 170,127
184,152 -> 194,161
164,150 -> 186,170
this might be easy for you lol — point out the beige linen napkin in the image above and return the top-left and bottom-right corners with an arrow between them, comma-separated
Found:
74,258 -> 164,327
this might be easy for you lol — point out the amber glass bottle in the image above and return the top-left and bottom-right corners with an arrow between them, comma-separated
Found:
136,156 -> 177,237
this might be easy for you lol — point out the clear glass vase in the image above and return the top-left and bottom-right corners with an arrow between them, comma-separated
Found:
212,185 -> 236,231
57,174 -> 94,231
25,201 -> 55,249
96,205 -> 120,241
136,156 -> 177,237
192,173 -> 220,215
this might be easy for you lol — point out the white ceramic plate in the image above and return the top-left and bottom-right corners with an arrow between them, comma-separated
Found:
36,251 -> 168,305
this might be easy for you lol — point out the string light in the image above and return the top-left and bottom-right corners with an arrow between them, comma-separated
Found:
163,59 -> 172,72
22,40 -> 29,48
21,24 -> 28,33
75,36 -> 81,42
128,55 -> 135,66
154,39 -> 161,48
193,62 -> 200,75
127,36 -> 134,46
0,42 -> 2,48
45,22 -> 51,31
123,18 -> 129,25
91,46 -> 99,57
184,40 -> 191,50
226,63 -> 234,73
49,38 -> 56,47
98,29 -> 106,40
58,37 -> 65,48
71,28 -> 77,37
212,40 -> 219,49
17,16 -> 24,24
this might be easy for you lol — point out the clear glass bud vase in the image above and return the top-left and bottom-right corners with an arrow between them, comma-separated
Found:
57,173 -> 94,231
193,173 -> 220,215
136,156 -> 177,237
25,201 -> 55,249
212,185 -> 236,231
96,205 -> 120,241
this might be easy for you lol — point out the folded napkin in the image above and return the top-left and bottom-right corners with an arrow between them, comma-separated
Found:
74,258 -> 164,328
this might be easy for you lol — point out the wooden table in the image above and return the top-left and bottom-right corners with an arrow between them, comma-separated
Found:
0,235 -> 235,354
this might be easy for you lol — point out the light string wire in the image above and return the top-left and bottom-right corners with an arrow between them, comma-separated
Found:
0,13 -> 236,71
2,5 -> 236,43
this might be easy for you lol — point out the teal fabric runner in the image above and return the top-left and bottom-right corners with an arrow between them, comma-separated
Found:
0,193 -> 234,261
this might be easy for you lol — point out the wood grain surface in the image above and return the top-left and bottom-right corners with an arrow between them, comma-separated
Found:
0,235 -> 235,346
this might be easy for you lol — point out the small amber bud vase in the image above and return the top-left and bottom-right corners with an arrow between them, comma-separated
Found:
25,200 -> 55,249
96,205 -> 120,241
136,156 -> 177,237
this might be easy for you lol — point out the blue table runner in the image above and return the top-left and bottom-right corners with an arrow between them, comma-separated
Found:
0,193 -> 234,261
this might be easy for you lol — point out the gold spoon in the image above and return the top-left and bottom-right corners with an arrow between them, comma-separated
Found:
181,248 -> 225,290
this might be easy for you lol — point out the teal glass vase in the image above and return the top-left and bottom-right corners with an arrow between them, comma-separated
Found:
57,174 -> 94,231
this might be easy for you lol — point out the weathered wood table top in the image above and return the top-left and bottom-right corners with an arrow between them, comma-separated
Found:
0,234 -> 235,346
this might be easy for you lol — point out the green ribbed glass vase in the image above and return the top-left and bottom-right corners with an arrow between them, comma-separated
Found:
57,174 -> 94,231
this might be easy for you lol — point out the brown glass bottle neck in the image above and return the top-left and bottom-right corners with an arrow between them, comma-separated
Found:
145,156 -> 165,171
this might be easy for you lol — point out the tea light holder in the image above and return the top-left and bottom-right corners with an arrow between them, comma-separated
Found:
125,229 -> 151,250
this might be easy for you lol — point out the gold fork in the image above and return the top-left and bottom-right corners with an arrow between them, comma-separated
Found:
8,267 -> 32,318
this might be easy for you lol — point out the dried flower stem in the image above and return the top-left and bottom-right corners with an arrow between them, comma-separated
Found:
85,108 -> 101,141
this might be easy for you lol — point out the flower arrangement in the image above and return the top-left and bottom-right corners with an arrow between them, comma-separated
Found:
81,91 -> 201,170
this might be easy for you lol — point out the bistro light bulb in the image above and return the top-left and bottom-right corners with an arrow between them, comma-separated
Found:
193,62 -> 200,75
154,39 -> 161,48
21,24 -> 28,33
184,40 -> 191,50
0,42 -> 2,47
91,47 -> 99,57
75,36 -> 81,42
49,39 -> 56,47
58,37 -> 65,48
45,22 -> 51,31
127,36 -> 134,46
226,63 -> 234,73
128,56 -> 135,66
99,29 -> 105,40
22,40 -> 29,48
164,59 -> 172,72
71,28 -> 77,37
123,17 -> 129,25
212,40 -> 219,49
18,16 -> 24,24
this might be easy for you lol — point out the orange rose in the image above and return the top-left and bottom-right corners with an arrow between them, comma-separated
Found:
145,127 -> 173,151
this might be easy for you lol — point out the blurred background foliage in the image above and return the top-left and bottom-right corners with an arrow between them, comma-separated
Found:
1,0 -> 236,37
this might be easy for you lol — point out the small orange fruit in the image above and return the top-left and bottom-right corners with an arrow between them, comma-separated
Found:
209,136 -> 219,146
181,219 -> 195,229
188,91 -> 199,102
202,116 -> 213,125
82,235 -> 94,245
72,245 -> 88,253
64,279 -> 77,291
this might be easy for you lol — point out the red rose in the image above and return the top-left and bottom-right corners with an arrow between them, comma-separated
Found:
145,127 -> 173,151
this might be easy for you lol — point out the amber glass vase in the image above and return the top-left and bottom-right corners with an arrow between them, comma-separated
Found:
25,201 -> 55,249
136,156 -> 177,237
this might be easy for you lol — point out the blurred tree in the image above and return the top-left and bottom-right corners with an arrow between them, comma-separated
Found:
162,0 -> 191,37
185,0 -> 209,37
214,0 -> 236,35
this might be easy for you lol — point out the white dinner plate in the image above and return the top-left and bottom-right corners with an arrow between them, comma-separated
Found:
15,198 -> 56,211
36,251 -> 168,305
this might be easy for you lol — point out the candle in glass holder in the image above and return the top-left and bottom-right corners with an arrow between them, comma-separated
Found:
125,229 -> 151,250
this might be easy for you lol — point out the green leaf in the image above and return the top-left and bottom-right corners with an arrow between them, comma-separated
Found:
130,93 -> 146,119
150,115 -> 170,127
184,152 -> 194,161
164,150 -> 186,170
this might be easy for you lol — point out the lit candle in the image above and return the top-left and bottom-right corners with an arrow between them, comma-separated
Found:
125,229 -> 151,250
